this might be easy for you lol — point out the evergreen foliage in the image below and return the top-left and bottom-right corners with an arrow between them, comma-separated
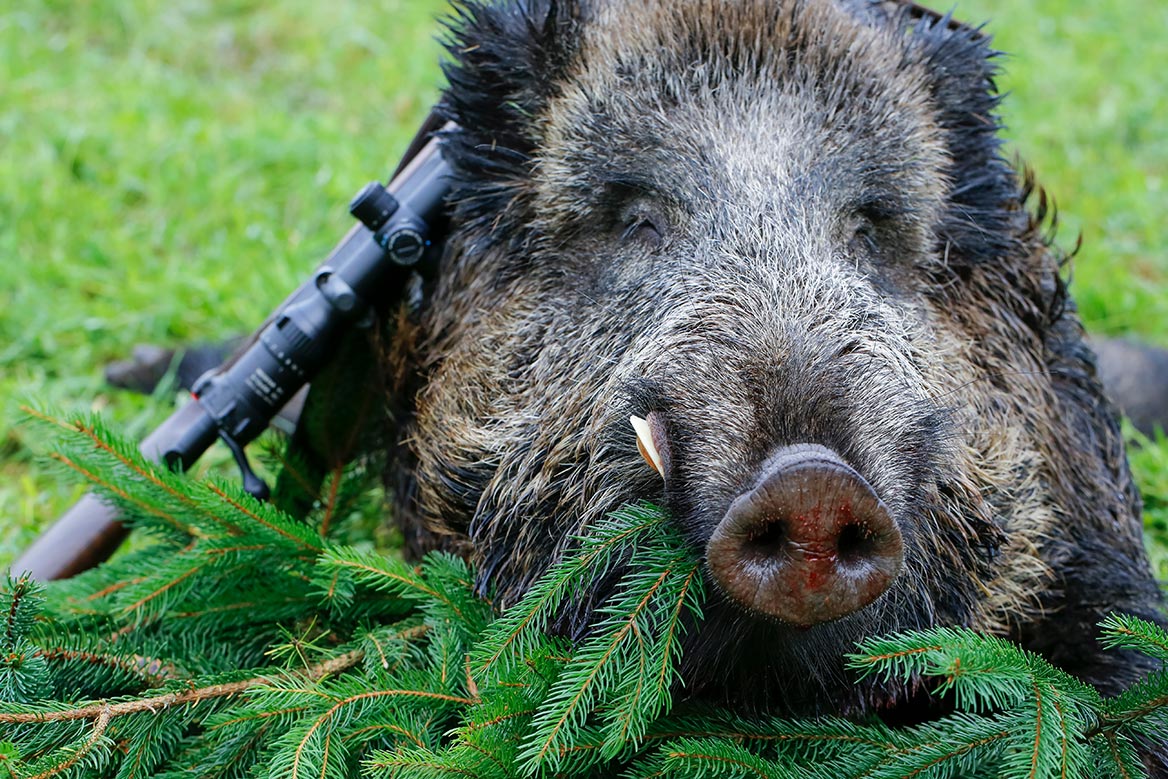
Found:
1,412 -> 1166,777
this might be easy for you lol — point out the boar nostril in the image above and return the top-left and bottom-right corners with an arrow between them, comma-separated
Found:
706,444 -> 903,626
836,523 -> 875,566
743,519 -> 791,561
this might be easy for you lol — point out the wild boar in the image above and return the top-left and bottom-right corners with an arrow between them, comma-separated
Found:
385,0 -> 1165,739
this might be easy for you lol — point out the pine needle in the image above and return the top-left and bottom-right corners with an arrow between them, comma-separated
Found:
4,412 -> 1167,777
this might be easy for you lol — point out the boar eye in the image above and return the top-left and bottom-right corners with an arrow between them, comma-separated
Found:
850,218 -> 878,255
849,202 -> 893,255
622,217 -> 664,248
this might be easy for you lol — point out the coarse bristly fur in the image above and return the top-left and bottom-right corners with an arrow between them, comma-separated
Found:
382,0 -> 1166,758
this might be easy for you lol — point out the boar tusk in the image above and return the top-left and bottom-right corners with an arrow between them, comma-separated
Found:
630,415 -> 664,479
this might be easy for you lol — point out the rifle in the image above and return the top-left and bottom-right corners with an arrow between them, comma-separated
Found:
12,116 -> 454,581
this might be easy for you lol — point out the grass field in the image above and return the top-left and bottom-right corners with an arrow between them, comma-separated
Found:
2,1 -> 1166,577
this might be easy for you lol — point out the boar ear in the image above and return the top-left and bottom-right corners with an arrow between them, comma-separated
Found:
438,1 -> 582,219
902,12 -> 1028,266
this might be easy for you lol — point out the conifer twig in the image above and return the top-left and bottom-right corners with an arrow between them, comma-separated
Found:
1090,692 -> 1168,736
48,452 -> 195,536
24,705 -> 112,779
206,482 -> 323,551
528,567 -> 672,766
319,464 -> 345,538
25,406 -> 232,536
35,647 -> 174,688
291,689 -> 479,775
0,649 -> 366,725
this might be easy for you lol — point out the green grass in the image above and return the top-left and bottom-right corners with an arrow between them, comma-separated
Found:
0,0 -> 449,560
960,0 -> 1168,579
961,0 -> 1168,339
1,1 -> 1166,579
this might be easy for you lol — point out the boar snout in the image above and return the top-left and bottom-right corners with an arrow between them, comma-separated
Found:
706,444 -> 903,626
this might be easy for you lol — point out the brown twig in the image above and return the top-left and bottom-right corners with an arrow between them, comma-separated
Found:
0,649 -> 365,726
23,706 -> 113,779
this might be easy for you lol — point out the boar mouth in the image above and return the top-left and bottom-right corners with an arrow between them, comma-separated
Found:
705,444 -> 904,627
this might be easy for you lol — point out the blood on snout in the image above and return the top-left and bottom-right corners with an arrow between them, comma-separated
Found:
707,445 -> 903,626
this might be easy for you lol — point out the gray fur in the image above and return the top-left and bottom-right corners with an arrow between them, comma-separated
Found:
383,0 -> 1165,735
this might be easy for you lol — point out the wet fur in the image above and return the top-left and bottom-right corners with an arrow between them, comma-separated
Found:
385,0 -> 1164,736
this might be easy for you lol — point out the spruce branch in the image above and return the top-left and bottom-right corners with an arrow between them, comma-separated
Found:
0,649 -> 364,726
317,548 -> 467,619
34,645 -> 175,689
1094,669 -> 1168,739
319,462 -> 347,538
280,687 -> 477,779
29,408 -> 326,556
46,450 -> 195,538
204,482 -> 324,553
1092,730 -> 1145,779
1,576 -> 51,704
1083,619 -> 1168,762
364,746 -> 481,777
263,441 -> 323,507
519,566 -> 674,770
847,715 -> 1012,779
1099,613 -> 1168,663
471,503 -> 670,677
632,736 -> 801,779
24,704 -> 112,779
25,407 -> 221,539
8,415 -> 1168,777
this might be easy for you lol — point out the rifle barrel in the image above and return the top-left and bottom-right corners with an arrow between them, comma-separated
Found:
12,124 -> 453,581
